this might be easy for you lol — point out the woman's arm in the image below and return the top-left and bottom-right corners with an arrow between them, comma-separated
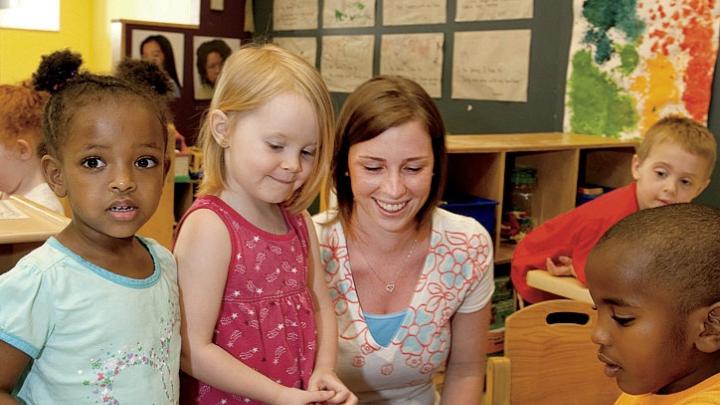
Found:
0,341 -> 28,404
303,213 -> 357,405
439,304 -> 491,405
175,209 -> 333,405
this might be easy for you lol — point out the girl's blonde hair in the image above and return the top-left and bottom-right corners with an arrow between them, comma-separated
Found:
198,43 -> 334,214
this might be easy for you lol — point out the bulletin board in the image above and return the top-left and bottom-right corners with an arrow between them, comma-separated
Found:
254,0 -> 720,208
254,0 -> 573,134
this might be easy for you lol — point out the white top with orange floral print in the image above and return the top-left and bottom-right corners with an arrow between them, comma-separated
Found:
314,208 -> 494,404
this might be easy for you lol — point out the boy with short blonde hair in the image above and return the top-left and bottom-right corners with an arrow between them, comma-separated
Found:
512,115 -> 716,303
587,203 -> 720,404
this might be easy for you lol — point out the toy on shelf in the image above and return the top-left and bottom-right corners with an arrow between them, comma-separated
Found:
501,166 -> 537,243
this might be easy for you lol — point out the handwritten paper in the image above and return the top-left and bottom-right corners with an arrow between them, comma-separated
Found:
0,201 -> 29,220
274,0 -> 318,30
323,0 -> 375,28
380,33 -> 444,97
384,0 -> 447,26
452,30 -> 531,101
321,35 -> 375,93
455,0 -> 533,22
273,37 -> 318,68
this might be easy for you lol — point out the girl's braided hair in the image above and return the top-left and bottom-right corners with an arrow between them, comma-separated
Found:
32,49 -> 168,158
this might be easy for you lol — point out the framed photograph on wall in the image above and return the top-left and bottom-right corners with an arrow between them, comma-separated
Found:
192,36 -> 241,100
130,29 -> 185,98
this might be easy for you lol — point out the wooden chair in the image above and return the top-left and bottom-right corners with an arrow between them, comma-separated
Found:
484,299 -> 620,405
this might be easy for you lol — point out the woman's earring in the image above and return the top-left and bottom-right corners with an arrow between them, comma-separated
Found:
344,171 -> 349,177
219,139 -> 229,148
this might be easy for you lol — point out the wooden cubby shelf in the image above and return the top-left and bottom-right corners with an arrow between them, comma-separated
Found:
445,133 -> 638,264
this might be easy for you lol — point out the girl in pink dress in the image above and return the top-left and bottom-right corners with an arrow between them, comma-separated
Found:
174,44 -> 356,405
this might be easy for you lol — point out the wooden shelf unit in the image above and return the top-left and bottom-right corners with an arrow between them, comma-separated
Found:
445,133 -> 638,263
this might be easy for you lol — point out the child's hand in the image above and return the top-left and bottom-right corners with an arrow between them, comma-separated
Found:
546,256 -> 576,277
271,386 -> 335,405
308,367 -> 358,405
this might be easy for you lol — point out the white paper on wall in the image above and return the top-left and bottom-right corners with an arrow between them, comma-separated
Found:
273,37 -> 318,68
274,0 -> 318,30
321,35 -> 375,93
383,0 -> 446,26
323,0 -> 375,28
452,30 -> 531,102
455,0 -> 532,22
380,33 -> 444,97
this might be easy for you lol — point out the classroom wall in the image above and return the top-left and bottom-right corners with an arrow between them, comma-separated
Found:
121,0 -> 251,145
0,0 -> 246,143
0,0 -> 98,84
106,0 -> 200,27
0,0 -> 200,83
254,0 -> 720,208
93,0 -> 201,73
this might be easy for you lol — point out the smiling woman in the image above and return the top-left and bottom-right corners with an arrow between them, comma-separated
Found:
313,75 -> 495,404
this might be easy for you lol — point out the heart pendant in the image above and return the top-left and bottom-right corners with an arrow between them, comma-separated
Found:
385,283 -> 395,293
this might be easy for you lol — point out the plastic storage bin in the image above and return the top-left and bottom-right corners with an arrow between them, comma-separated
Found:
440,195 -> 498,238
576,185 -> 614,206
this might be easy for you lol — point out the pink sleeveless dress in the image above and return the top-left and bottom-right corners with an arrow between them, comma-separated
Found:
178,195 -> 317,404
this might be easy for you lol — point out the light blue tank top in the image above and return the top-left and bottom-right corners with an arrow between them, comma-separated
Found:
363,310 -> 408,347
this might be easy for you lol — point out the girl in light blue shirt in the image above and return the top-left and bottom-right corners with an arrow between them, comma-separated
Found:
0,49 -> 180,404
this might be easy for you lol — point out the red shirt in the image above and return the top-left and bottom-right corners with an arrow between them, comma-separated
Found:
511,182 -> 639,303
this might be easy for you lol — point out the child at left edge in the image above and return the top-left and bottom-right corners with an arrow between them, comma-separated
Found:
586,203 -> 720,404
0,50 -> 180,404
0,82 -> 64,213
173,44 -> 356,405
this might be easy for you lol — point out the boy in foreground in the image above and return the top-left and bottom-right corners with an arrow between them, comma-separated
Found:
586,203 -> 720,404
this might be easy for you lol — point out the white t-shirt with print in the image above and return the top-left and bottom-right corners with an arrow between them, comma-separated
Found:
314,208 -> 494,404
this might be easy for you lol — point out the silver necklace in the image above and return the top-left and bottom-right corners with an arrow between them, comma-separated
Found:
355,238 -> 419,293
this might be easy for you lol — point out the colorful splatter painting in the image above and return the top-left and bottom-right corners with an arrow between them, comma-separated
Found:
564,0 -> 720,138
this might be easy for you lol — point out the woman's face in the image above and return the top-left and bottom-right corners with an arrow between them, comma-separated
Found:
205,51 -> 224,85
347,119 -> 434,234
141,40 -> 165,70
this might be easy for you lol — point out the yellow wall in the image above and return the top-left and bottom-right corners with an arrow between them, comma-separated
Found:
0,0 -> 200,84
92,0 -> 112,73
0,0 -> 97,84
